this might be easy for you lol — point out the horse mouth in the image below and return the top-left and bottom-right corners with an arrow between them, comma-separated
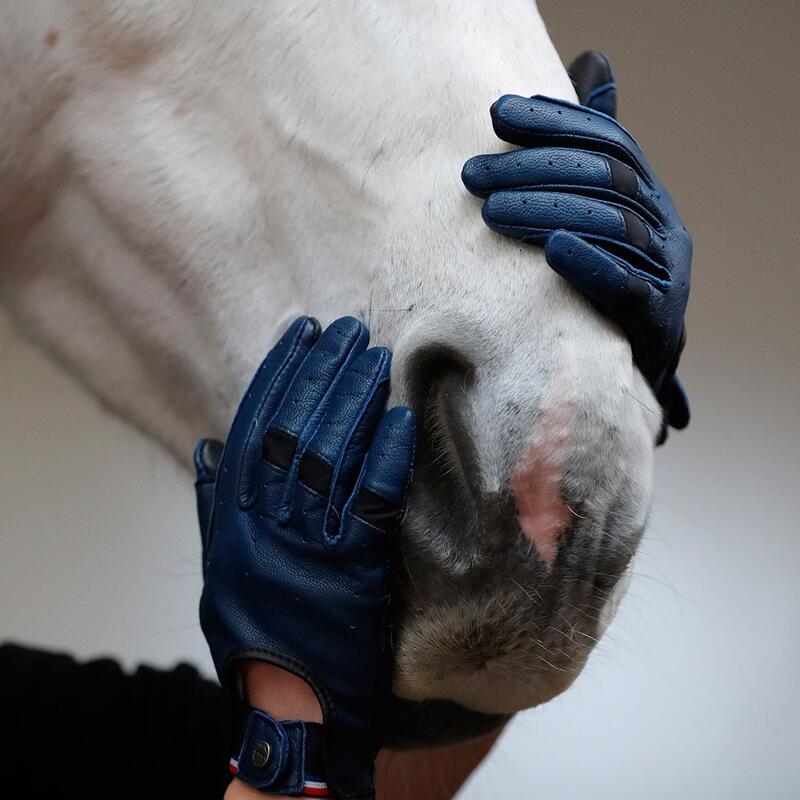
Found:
389,487 -> 638,720
392,647 -> 582,716
389,570 -> 597,716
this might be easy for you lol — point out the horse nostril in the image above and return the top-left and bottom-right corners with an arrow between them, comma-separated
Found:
406,344 -> 478,499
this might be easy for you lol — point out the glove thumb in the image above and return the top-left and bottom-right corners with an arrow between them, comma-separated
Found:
193,438 -> 224,575
568,50 -> 617,119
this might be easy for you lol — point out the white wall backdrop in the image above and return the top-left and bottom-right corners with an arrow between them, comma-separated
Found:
1,2 -> 798,798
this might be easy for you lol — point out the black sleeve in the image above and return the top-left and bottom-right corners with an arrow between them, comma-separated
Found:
0,642 -> 235,798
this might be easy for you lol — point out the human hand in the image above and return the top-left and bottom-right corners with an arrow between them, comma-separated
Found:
194,316 -> 416,800
462,51 -> 691,441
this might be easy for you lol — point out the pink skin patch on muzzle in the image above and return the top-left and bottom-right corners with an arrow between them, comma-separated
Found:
510,399 -> 573,568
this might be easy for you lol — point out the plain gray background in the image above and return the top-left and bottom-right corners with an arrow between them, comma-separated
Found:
1,1 -> 797,797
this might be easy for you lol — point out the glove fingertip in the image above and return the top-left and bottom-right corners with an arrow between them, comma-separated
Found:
489,94 -> 528,134
330,315 -> 371,344
544,229 -> 587,271
480,194 -> 500,229
194,438 -> 223,574
289,315 -> 322,346
489,93 -> 523,116
461,155 -> 490,197
667,376 -> 691,430
347,406 -> 416,533
567,50 -> 617,118
194,438 -> 224,482
545,230 -> 634,321
371,405 -> 417,489
481,191 -> 532,238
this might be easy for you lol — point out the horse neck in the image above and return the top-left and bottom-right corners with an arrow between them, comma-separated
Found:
247,0 -> 576,307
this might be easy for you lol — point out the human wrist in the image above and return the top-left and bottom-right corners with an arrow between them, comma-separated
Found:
239,661 -> 323,723
226,661 -> 325,799
225,778 -> 284,800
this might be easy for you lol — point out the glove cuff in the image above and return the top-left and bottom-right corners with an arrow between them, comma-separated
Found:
230,707 -> 329,797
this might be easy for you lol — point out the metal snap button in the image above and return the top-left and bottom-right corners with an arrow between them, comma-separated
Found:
252,740 -> 272,768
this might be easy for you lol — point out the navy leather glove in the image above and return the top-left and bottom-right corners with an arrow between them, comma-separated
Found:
462,51 -> 691,442
194,316 -> 416,800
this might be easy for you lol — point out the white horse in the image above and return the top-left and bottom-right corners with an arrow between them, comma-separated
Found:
0,0 -> 660,744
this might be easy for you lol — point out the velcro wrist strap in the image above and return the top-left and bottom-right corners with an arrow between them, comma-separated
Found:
229,708 -> 328,796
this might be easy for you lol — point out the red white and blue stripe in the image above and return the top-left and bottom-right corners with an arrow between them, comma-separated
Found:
302,774 -> 330,796
227,758 -> 329,797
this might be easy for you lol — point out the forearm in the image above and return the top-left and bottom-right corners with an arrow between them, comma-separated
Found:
225,780 -> 287,800
375,729 -> 502,800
